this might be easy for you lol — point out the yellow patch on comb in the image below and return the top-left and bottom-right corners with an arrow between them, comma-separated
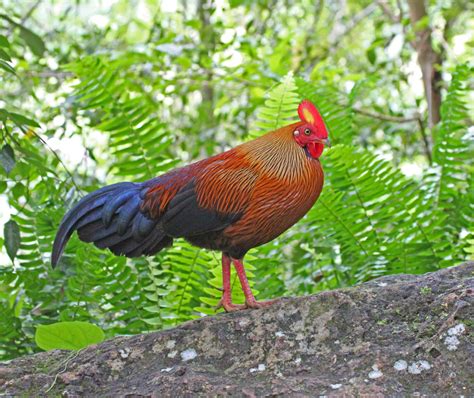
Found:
298,99 -> 320,126
302,108 -> 315,125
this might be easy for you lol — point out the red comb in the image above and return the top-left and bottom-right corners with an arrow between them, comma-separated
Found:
298,99 -> 327,138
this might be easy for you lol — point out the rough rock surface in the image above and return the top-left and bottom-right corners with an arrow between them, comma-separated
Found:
1,263 -> 473,397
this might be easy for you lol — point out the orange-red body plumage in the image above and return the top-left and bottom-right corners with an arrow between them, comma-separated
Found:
140,121 -> 324,258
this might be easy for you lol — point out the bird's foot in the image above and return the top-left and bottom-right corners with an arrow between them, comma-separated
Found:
245,298 -> 278,309
215,298 -> 247,312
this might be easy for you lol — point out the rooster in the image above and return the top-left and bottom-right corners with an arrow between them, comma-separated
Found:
52,99 -> 330,312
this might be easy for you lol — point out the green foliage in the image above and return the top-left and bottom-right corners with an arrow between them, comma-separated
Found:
0,33 -> 15,75
249,72 -> 300,139
0,1 -> 472,361
0,14 -> 46,57
431,64 -> 473,235
0,144 -> 16,175
35,321 -> 104,351
65,56 -> 178,181
3,219 -> 19,261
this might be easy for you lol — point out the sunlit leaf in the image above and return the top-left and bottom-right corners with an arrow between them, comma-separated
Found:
8,112 -> 40,128
0,144 -> 15,175
4,219 -> 20,262
0,48 -> 11,62
0,60 -> 15,75
19,26 -> 45,56
0,35 -> 9,48
35,321 -> 105,351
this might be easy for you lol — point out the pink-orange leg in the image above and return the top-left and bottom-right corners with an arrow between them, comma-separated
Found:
216,253 -> 246,312
232,258 -> 276,309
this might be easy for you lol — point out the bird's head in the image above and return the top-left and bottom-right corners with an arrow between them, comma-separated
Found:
293,100 -> 330,159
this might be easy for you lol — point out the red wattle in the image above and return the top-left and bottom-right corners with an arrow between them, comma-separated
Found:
308,142 -> 324,159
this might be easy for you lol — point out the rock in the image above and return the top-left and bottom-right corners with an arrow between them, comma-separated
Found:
1,262 -> 473,397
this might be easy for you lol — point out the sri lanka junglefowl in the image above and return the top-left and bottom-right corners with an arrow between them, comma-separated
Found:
52,100 -> 330,312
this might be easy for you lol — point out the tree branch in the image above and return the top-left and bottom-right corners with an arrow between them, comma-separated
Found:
19,127 -> 82,192
352,107 -> 420,123
22,70 -> 73,79
375,0 -> 399,23
329,3 -> 378,48
305,2 -> 377,73
21,0 -> 42,24
5,0 -> 43,35
352,106 -> 432,164
417,117 -> 432,164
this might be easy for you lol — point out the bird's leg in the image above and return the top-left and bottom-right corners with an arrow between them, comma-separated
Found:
216,253 -> 246,312
232,258 -> 276,309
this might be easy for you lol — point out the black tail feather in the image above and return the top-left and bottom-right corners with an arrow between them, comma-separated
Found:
51,182 -> 171,267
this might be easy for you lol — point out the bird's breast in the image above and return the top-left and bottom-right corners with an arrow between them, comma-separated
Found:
224,157 -> 324,251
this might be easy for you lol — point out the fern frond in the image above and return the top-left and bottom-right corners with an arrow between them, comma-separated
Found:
431,64 -> 473,213
248,72 -> 300,139
420,64 -> 474,266
155,241 -> 213,324
66,56 -> 177,181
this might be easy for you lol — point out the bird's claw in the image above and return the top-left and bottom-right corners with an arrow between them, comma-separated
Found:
215,297 -> 278,312
245,298 -> 278,309
215,298 -> 247,312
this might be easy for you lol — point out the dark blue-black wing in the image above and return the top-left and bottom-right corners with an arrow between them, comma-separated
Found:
161,179 -> 243,238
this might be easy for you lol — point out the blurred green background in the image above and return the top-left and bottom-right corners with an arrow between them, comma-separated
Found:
0,0 -> 472,359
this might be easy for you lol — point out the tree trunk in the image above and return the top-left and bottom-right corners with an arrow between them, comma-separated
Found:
407,0 -> 442,128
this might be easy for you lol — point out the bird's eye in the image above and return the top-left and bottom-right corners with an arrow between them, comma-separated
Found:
304,128 -> 311,136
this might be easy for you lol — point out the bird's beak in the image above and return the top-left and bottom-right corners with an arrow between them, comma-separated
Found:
315,138 -> 331,147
